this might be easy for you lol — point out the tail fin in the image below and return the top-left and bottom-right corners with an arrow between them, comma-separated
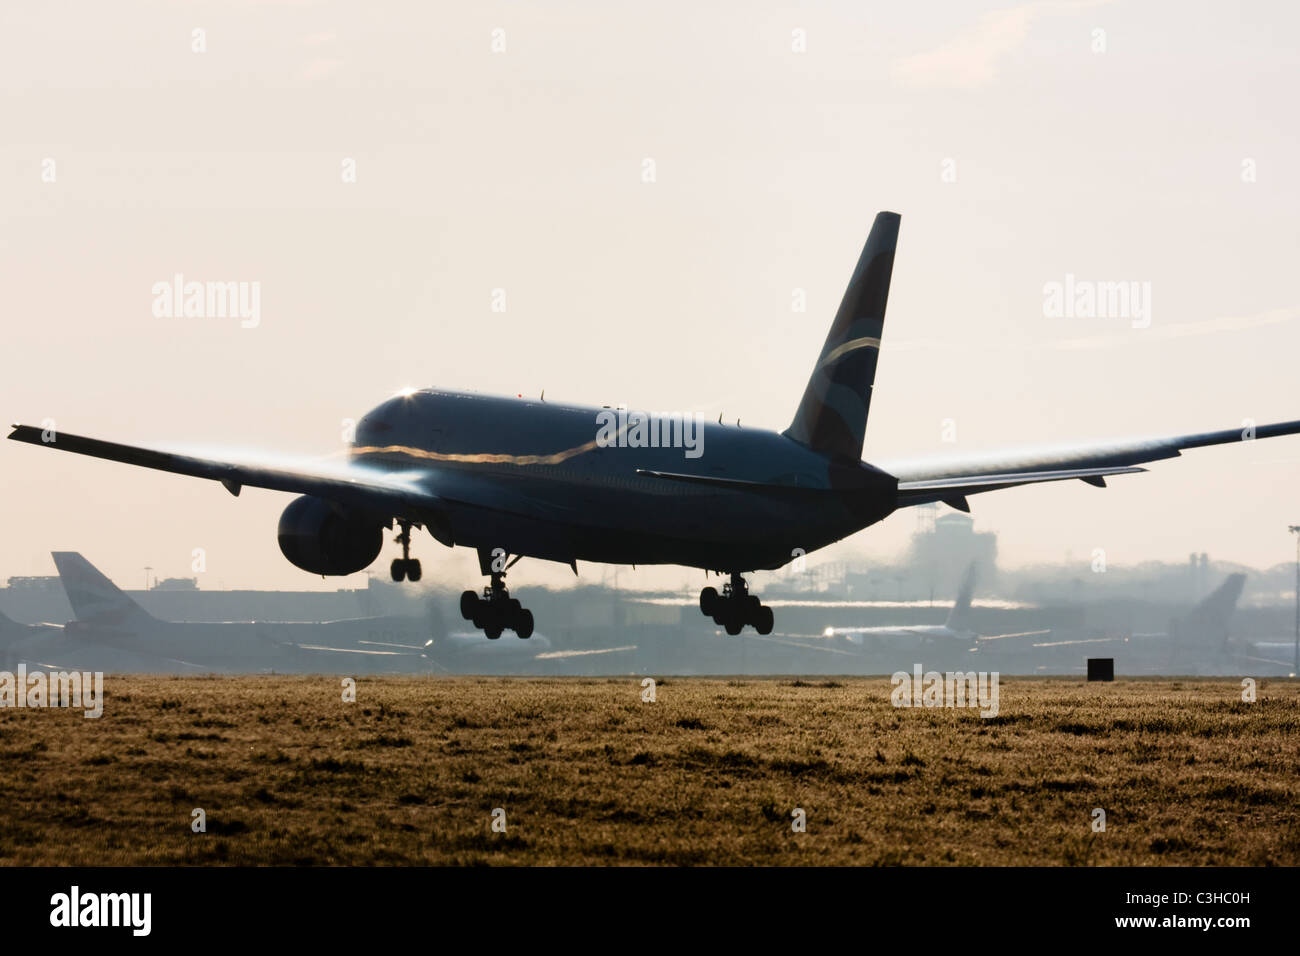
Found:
51,552 -> 158,627
945,562 -> 978,630
1175,573 -> 1245,649
784,211 -> 900,461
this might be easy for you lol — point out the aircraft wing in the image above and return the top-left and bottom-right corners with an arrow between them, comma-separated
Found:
6,425 -> 439,523
883,419 -> 1300,510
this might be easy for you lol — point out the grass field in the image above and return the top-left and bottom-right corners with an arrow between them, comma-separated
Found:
0,675 -> 1297,865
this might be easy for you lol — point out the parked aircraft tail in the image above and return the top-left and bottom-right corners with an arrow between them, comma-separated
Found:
784,210 -> 900,462
51,552 -> 159,627
1171,573 -> 1246,650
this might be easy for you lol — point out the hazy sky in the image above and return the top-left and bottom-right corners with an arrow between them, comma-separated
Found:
2,1 -> 1299,593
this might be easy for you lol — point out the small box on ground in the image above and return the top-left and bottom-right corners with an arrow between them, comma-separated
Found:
1087,658 -> 1115,682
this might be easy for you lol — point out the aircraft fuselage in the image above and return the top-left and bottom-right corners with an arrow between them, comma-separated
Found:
351,389 -> 897,572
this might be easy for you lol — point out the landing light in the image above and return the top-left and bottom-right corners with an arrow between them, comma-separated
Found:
823,626 -> 835,637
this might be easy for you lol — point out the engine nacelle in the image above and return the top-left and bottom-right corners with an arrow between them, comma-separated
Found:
277,495 -> 383,576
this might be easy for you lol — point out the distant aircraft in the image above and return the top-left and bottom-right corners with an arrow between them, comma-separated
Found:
823,563 -> 1049,652
1148,573 -> 1248,673
1014,573 -> 1261,674
1158,573 -> 1294,675
0,608 -> 64,669
12,212 -> 1300,638
34,552 -> 433,674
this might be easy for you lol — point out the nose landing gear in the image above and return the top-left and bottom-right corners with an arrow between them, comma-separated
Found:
390,521 -> 422,582
700,572 -> 774,635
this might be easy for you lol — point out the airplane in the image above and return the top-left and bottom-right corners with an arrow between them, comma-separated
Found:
1145,573 -> 1248,673
0,607 -> 65,670
1,594 -> 214,673
11,211 -> 1300,640
26,551 -> 436,673
995,573 -> 1262,675
821,563 -> 1049,654
1158,574 -> 1296,675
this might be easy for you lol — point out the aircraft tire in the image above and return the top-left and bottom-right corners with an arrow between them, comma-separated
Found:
407,560 -> 422,582
755,605 -> 774,636
460,590 -> 478,620
516,609 -> 534,639
390,559 -> 407,582
699,587 -> 719,616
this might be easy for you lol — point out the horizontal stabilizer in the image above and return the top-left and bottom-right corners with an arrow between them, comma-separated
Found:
897,466 -> 1146,506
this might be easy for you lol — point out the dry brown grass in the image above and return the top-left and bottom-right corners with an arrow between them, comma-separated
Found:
0,675 -> 1297,865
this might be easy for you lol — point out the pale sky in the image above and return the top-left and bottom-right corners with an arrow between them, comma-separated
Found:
2,1 -> 1298,592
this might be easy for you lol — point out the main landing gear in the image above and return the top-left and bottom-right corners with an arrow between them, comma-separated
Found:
700,573 -> 774,636
390,522 -> 422,582
460,550 -> 534,640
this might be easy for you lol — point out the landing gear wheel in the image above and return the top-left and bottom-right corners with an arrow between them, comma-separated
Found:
406,560 -> 422,582
516,609 -> 534,639
462,551 -> 538,641
460,590 -> 478,620
701,572 -> 775,635
390,558 -> 407,582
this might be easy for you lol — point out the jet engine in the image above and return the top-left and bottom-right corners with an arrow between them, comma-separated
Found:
277,495 -> 384,575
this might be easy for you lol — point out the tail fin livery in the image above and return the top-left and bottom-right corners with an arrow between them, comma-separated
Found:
785,211 -> 900,461
51,552 -> 158,627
